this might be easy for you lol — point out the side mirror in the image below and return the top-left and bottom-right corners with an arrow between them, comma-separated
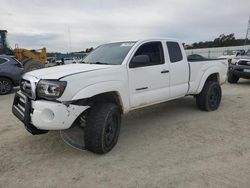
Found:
130,55 -> 150,68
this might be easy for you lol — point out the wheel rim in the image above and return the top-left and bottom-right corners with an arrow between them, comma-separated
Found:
209,87 -> 220,108
0,80 -> 11,94
104,114 -> 118,147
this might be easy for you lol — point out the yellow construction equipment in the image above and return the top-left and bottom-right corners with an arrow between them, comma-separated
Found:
0,30 -> 47,72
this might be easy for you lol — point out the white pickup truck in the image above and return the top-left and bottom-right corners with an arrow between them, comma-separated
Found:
12,38 -> 227,154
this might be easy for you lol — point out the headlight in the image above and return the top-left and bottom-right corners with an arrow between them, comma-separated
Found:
36,80 -> 67,100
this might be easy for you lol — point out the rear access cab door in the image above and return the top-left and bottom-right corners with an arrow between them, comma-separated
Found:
165,41 -> 189,98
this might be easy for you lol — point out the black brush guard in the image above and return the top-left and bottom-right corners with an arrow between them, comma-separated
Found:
12,91 -> 48,135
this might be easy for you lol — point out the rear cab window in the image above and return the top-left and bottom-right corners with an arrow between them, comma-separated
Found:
166,41 -> 183,63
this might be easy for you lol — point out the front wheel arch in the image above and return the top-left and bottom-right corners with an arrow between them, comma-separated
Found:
71,91 -> 124,114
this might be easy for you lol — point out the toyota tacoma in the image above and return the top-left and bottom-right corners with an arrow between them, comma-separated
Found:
12,38 -> 228,154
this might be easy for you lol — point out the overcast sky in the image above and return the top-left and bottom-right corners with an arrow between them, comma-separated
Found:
0,0 -> 249,52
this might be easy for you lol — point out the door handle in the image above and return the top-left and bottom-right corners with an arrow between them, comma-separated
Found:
136,87 -> 148,91
161,70 -> 169,74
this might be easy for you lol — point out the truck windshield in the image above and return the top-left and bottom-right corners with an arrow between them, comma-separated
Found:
246,50 -> 250,56
82,42 -> 135,65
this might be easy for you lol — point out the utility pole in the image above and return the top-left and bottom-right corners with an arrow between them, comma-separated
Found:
244,16 -> 250,45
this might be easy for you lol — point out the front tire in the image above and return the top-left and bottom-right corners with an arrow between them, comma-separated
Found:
0,77 -> 13,95
227,72 -> 239,83
85,103 -> 121,154
196,81 -> 222,111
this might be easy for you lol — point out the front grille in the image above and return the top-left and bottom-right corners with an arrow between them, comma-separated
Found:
20,79 -> 32,98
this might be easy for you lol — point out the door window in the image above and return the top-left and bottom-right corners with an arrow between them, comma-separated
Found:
130,42 -> 164,67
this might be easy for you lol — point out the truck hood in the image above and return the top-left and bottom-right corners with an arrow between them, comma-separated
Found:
26,64 -> 113,79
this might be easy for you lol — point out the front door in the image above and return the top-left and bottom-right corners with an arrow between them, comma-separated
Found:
128,41 -> 170,108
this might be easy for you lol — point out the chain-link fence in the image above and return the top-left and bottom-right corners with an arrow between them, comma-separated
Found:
185,45 -> 250,58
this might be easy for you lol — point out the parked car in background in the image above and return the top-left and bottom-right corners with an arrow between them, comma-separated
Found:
0,55 -> 23,95
231,49 -> 250,64
240,49 -> 250,59
218,49 -> 245,60
56,57 -> 79,65
228,50 -> 250,83
46,57 -> 56,64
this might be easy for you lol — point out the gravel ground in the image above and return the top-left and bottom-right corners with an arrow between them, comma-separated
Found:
1,80 -> 250,188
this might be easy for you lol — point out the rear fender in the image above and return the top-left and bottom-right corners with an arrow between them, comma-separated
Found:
196,67 -> 220,94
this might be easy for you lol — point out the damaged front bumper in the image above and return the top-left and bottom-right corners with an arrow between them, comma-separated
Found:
12,91 -> 88,134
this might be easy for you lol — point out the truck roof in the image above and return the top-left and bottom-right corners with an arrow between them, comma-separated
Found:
138,37 -> 179,41
105,38 -> 181,46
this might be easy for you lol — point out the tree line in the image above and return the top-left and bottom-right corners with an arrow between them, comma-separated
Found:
186,33 -> 250,49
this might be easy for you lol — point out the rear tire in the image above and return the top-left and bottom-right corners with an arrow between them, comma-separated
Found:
0,77 -> 13,95
196,81 -> 221,111
84,103 -> 121,154
24,60 -> 45,72
227,72 -> 239,83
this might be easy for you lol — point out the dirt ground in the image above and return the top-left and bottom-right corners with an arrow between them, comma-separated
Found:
1,80 -> 250,188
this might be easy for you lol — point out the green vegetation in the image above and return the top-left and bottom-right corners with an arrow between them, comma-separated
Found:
186,33 -> 250,49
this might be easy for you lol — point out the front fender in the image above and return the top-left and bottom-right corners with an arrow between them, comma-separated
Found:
72,81 -> 130,113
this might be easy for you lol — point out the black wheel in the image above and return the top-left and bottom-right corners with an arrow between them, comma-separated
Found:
196,81 -> 221,111
227,72 -> 239,83
24,60 -> 45,72
0,77 -> 13,95
85,103 -> 121,154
